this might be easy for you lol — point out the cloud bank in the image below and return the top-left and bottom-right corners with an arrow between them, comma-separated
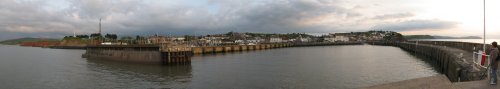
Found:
0,0 -> 459,40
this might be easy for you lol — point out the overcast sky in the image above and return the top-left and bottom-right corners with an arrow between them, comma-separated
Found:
0,0 -> 499,40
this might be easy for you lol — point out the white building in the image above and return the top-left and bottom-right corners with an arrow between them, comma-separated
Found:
173,37 -> 185,41
324,35 -> 349,42
297,37 -> 311,42
268,37 -> 283,43
246,40 -> 261,43
334,36 -> 349,42
234,40 -> 245,43
324,37 -> 335,42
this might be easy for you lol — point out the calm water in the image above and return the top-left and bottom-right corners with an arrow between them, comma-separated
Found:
0,44 -> 438,89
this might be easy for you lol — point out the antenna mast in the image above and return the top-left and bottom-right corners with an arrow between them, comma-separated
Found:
99,18 -> 102,35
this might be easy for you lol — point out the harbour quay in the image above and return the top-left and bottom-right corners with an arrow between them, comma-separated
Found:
82,44 -> 193,65
81,42 -> 363,65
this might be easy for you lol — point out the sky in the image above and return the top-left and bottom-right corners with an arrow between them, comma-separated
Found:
0,0 -> 498,40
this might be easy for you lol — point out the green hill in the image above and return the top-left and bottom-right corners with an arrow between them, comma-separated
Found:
0,37 -> 60,45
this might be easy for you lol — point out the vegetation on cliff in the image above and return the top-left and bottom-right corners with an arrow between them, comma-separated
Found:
0,37 -> 60,45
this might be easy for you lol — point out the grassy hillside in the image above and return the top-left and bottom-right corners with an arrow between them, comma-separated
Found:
0,37 -> 60,45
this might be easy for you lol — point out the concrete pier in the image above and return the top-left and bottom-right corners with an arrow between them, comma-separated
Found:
255,45 -> 261,50
192,47 -> 203,54
241,45 -> 248,51
366,41 -> 500,89
371,41 -> 484,82
364,74 -> 500,89
454,78 -> 500,89
191,42 -> 363,55
364,75 -> 458,89
82,42 -> 363,64
82,45 -> 193,65
247,45 -> 254,50
232,46 -> 240,51
214,47 -> 223,53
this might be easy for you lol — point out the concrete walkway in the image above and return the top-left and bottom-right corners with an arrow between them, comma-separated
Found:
363,74 -> 500,89
364,42 -> 498,89
454,77 -> 500,89
363,75 -> 459,89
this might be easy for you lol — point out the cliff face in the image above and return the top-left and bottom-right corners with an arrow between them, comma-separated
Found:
17,39 -> 89,48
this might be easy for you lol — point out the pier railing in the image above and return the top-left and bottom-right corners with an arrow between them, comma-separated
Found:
472,52 -> 491,69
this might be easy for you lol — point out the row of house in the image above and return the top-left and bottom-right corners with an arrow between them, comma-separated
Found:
100,31 -> 397,46
321,31 -> 393,42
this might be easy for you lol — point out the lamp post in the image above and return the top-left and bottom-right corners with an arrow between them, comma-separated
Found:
483,0 -> 486,52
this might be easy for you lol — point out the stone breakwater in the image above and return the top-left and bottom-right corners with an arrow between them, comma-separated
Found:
191,42 -> 363,54
82,42 -> 364,65
370,41 -> 486,82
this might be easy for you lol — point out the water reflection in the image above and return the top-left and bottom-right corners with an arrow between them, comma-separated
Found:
0,45 -> 438,89
188,45 -> 438,89
85,58 -> 192,88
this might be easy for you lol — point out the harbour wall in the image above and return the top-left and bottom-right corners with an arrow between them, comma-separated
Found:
82,42 -> 363,64
192,42 -> 363,55
82,45 -> 192,65
82,41 -> 489,83
84,49 -> 163,64
370,41 -> 485,82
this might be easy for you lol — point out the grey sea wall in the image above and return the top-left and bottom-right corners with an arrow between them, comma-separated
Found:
370,41 -> 486,82
83,48 -> 162,64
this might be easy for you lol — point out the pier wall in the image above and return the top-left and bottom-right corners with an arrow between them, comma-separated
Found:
82,42 -> 363,65
83,47 -> 163,64
192,42 -> 363,55
82,45 -> 192,65
370,41 -> 484,82
409,41 -> 491,52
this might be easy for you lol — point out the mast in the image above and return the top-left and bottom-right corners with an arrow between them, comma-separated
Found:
99,18 -> 102,35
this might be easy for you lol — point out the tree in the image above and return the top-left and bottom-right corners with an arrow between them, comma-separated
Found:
76,35 -> 89,39
105,34 -> 118,40
383,32 -> 404,41
63,36 -> 72,39
90,33 -> 102,39
63,35 -> 81,40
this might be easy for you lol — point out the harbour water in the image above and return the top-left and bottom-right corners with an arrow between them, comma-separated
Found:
0,44 -> 438,89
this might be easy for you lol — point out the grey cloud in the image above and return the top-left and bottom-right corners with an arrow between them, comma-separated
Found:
372,13 -> 414,20
224,0 -> 356,33
372,20 -> 459,31
0,0 -> 455,41
93,0 -> 357,35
